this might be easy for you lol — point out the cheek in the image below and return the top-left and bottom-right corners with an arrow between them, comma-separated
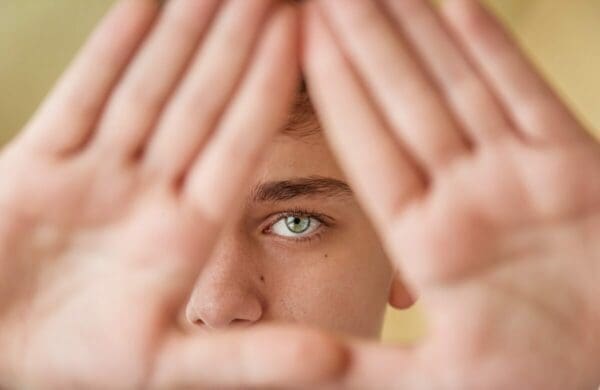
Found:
262,243 -> 393,338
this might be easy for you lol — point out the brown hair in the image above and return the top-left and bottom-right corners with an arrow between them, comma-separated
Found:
282,81 -> 321,138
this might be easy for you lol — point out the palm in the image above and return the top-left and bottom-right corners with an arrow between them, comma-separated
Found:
393,139 -> 600,284
305,0 -> 600,387
0,147 -> 202,387
389,139 -> 600,387
0,1 -> 305,388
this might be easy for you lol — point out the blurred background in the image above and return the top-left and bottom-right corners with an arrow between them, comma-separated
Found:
1,0 -> 599,343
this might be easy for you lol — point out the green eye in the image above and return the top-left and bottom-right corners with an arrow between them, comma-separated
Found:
270,214 -> 322,239
285,216 -> 311,234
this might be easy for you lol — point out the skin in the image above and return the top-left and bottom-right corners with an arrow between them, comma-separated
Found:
0,1 -> 347,388
182,126 -> 404,338
0,0 -> 599,388
304,0 -> 600,388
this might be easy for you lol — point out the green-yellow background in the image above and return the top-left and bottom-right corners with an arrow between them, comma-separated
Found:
1,1 -> 599,343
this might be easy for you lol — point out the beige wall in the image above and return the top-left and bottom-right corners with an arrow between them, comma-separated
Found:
1,1 -> 599,343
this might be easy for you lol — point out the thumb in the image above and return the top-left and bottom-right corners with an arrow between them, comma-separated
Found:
150,325 -> 348,389
333,340 -> 423,389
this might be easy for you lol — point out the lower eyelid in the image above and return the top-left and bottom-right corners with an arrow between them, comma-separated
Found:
277,230 -> 324,244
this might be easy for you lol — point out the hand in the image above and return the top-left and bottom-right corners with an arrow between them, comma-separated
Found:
0,0 -> 345,388
304,0 -> 600,387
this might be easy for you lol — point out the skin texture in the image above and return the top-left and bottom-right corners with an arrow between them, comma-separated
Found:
0,1 -> 348,388
1,0 -> 599,388
303,0 -> 600,388
182,127 -> 399,338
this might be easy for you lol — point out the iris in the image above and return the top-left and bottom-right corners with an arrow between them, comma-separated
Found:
285,216 -> 311,234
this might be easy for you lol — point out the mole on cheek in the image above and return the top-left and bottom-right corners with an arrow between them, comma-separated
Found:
324,253 -> 328,258
260,275 -> 265,283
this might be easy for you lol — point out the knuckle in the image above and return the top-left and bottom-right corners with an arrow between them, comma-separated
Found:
118,79 -> 166,114
174,86 -> 219,119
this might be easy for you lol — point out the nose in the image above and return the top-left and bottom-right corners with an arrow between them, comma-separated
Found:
185,285 -> 263,329
185,237 -> 264,330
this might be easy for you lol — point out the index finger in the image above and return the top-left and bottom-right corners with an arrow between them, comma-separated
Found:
301,3 -> 425,233
151,326 -> 348,389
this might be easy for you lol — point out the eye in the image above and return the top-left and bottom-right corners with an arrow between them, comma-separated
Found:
270,215 -> 322,238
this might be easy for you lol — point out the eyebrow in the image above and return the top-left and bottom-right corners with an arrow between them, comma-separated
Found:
250,176 -> 353,203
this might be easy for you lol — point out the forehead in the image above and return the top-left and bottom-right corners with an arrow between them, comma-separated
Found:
252,88 -> 346,182
255,129 -> 344,183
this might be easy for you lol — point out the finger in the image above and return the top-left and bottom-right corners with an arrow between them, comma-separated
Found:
302,3 -> 425,231
381,0 -> 513,144
92,0 -> 222,157
143,0 -> 275,183
328,340 -> 421,389
20,0 -> 158,156
442,0 -> 587,144
317,0 -> 469,171
151,326 -> 347,388
183,3 -> 299,223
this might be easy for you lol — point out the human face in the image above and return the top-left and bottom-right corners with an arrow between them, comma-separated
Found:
180,108 -> 402,339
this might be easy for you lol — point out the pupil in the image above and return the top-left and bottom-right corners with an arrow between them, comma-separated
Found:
286,216 -> 310,233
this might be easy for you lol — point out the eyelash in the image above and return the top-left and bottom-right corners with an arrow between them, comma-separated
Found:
262,208 -> 332,243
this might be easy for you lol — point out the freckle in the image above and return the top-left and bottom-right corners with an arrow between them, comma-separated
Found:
260,275 -> 265,283
324,253 -> 328,258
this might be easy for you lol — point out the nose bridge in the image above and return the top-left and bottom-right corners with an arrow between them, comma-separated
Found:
186,232 -> 264,329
